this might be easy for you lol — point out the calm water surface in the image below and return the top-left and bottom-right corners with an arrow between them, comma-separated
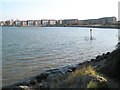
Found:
2,27 -> 118,86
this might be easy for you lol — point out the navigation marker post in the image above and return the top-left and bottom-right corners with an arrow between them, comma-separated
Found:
90,29 -> 93,40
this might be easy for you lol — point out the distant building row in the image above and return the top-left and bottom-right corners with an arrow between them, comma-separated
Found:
0,17 -> 117,26
0,19 -> 60,26
62,17 -> 117,25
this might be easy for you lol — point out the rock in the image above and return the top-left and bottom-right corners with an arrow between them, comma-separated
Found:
35,73 -> 49,82
28,81 -> 36,86
16,82 -> 28,86
67,66 -> 76,72
86,61 -> 91,64
102,54 -> 108,59
96,55 -> 103,61
106,52 -> 110,56
102,53 -> 105,56
44,68 -> 63,76
116,42 -> 120,49
46,68 -> 59,73
91,59 -> 95,61
2,86 -> 25,90
24,78 -> 37,86
38,82 -> 48,88
19,86 -> 32,90
67,69 -> 73,72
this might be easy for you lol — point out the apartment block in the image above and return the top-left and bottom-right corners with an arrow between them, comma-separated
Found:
21,21 -> 27,26
14,20 -> 21,26
99,17 -> 117,25
48,20 -> 57,25
34,20 -> 41,26
62,19 -> 79,25
27,20 -> 34,26
57,20 -> 63,25
41,19 -> 49,26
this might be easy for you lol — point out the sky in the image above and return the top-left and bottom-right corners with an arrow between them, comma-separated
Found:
0,0 -> 119,21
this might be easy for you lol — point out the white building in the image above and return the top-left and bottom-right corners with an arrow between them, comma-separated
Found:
57,20 -> 63,25
14,20 -> 21,26
34,20 -> 41,26
41,19 -> 49,26
27,20 -> 34,26
48,20 -> 57,25
21,21 -> 27,26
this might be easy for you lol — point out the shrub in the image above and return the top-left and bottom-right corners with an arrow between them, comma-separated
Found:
69,65 -> 96,77
67,65 -> 96,85
67,65 -> 108,88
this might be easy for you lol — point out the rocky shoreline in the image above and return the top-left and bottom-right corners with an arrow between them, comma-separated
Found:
2,43 -> 120,89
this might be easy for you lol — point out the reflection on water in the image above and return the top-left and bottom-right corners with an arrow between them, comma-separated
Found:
2,27 -> 118,86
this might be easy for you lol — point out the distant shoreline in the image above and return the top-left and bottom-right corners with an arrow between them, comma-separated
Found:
1,25 -> 120,29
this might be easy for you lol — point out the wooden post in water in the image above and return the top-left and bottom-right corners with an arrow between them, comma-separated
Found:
90,29 -> 93,40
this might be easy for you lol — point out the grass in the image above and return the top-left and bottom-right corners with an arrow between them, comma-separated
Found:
68,65 -> 96,78
66,65 -> 108,88
87,79 -> 108,88
87,80 -> 98,88
67,65 -> 96,85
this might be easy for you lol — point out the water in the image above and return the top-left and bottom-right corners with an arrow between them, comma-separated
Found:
2,27 -> 118,86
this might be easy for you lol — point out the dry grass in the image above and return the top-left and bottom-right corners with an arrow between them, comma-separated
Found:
67,65 -> 96,84
69,65 -> 96,78
87,80 -> 98,88
87,79 -> 108,88
66,65 -> 108,88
